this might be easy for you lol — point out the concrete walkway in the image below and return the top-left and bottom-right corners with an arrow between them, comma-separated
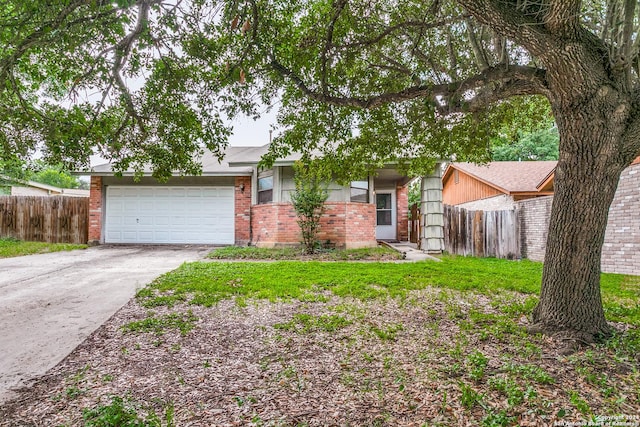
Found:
381,241 -> 442,262
0,245 -> 208,403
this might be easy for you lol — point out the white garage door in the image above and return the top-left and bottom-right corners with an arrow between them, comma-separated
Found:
105,186 -> 235,244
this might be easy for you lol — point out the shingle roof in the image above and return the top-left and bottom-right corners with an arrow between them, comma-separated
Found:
88,146 -> 267,176
448,161 -> 557,193
87,144 -> 317,175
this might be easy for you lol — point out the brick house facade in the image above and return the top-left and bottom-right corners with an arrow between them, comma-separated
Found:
251,202 -> 378,249
518,195 -> 553,262
88,179 -> 405,249
396,184 -> 409,242
234,176 -> 252,246
86,146 -> 411,248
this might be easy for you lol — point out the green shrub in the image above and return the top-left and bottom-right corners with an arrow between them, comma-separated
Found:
290,160 -> 329,254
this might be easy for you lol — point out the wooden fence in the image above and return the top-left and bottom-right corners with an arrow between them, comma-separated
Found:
444,205 -> 520,259
409,204 -> 421,248
0,196 -> 89,244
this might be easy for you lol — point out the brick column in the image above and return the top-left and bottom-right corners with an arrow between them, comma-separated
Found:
88,176 -> 103,245
396,184 -> 409,241
234,176 -> 252,245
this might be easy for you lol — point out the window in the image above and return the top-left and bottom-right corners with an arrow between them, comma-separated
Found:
376,193 -> 392,225
258,175 -> 273,204
350,180 -> 369,203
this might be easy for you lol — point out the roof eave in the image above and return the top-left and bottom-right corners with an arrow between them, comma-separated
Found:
444,164 -> 511,195
77,171 -> 253,177
228,160 -> 294,167
1,175 -> 64,192
536,170 -> 556,191
511,191 -> 554,197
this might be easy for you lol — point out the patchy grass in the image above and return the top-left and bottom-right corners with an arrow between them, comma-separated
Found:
122,311 -> 197,336
208,245 -> 403,261
0,237 -> 86,258
274,313 -> 352,333
2,256 -> 640,426
82,395 -> 174,427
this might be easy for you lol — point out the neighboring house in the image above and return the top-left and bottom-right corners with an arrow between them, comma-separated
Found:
442,158 -> 640,275
83,145 -> 416,248
442,161 -> 556,210
0,175 -> 89,197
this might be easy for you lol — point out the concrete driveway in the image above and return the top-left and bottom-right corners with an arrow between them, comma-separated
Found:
0,245 -> 208,403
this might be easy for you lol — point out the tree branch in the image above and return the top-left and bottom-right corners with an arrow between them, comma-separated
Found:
457,0 -> 555,57
320,0 -> 347,95
110,0 -> 162,134
543,0 -> 581,36
621,0 -> 637,88
466,19 -> 489,71
333,16 -> 469,50
269,58 -> 548,113
0,0 -> 91,81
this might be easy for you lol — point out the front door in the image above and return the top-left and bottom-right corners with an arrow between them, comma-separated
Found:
375,191 -> 396,240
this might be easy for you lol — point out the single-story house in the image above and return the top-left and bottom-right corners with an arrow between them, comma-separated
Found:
83,145 -> 416,248
0,175 -> 89,197
442,161 -> 556,210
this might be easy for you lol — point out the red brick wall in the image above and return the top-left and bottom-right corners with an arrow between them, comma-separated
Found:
251,203 -> 298,246
251,202 -> 376,249
342,202 -> 377,248
234,176 -> 252,245
88,176 -> 102,244
396,184 -> 409,241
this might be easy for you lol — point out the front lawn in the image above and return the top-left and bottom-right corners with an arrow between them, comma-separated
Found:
1,257 -> 639,426
0,237 -> 86,258
146,257 -> 640,325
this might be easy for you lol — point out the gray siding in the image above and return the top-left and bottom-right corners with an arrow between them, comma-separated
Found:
278,166 -> 351,203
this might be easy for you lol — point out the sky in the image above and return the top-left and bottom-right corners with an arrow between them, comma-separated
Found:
87,108 -> 280,168
227,109 -> 279,147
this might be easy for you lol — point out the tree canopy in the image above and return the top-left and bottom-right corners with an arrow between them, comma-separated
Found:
0,159 -> 84,189
492,127 -> 559,161
1,0 -> 565,179
30,164 -> 85,189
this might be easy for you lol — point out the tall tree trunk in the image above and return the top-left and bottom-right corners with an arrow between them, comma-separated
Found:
531,98 -> 629,347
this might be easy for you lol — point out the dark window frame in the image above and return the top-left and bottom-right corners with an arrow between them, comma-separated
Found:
257,174 -> 274,204
350,179 -> 369,203
376,193 -> 393,225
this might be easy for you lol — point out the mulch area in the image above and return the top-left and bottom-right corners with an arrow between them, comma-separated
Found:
1,288 -> 638,426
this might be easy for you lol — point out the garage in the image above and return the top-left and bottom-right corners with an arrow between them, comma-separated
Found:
104,186 -> 235,244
